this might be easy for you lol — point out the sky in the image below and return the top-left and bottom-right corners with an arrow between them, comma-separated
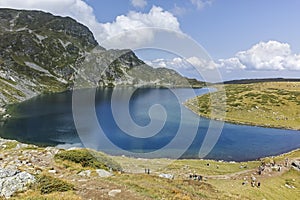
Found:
0,0 -> 299,81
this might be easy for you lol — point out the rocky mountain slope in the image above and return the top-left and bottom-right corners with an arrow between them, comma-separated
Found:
0,8 -> 204,107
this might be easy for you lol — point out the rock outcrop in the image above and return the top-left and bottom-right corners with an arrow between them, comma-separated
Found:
0,168 -> 36,198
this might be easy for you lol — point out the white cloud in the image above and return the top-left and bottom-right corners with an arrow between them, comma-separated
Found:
0,0 -> 182,49
171,4 -> 187,16
187,56 -> 217,70
190,0 -> 213,10
217,41 -> 300,71
98,6 -> 182,48
217,57 -> 246,70
131,0 -> 147,9
147,56 -> 216,71
0,0 -> 97,27
236,41 -> 291,70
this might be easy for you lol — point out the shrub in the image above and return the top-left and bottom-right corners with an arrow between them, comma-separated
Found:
35,175 -> 74,194
54,149 -> 122,171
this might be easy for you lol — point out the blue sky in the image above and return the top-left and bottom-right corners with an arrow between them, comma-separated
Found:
85,0 -> 300,59
0,0 -> 299,80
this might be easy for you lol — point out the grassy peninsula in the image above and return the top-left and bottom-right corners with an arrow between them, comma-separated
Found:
185,81 -> 300,130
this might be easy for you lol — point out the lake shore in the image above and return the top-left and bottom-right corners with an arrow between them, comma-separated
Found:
185,82 -> 300,131
0,136 -> 299,199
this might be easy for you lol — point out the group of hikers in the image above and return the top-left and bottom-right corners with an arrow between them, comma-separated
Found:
244,157 -> 290,188
189,174 -> 203,181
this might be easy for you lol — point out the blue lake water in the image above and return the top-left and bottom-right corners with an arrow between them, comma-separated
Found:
0,88 -> 299,161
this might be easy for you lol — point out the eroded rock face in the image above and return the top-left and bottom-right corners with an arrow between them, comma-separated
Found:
0,168 -> 35,198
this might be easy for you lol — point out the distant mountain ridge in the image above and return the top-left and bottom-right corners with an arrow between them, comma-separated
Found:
222,78 -> 300,85
0,8 -> 204,107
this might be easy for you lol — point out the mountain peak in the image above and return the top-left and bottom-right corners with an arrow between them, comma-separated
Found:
0,8 -> 204,107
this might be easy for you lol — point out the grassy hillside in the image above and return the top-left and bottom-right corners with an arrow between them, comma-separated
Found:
1,138 -> 299,199
185,82 -> 300,130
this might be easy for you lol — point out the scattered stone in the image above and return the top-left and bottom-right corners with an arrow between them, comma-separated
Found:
285,184 -> 295,189
159,173 -> 174,179
0,107 -> 6,114
2,114 -> 11,120
96,169 -> 112,178
44,147 -> 60,155
78,179 -> 87,182
15,143 -> 29,149
108,189 -> 121,197
0,168 -> 35,198
48,169 -> 56,174
78,170 -> 91,177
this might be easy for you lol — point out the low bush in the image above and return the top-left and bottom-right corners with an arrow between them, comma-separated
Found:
35,175 -> 74,194
54,149 -> 122,171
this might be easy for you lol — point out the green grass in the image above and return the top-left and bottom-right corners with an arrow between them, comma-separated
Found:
112,149 -> 300,199
185,82 -> 300,130
209,169 -> 300,200
12,191 -> 80,200
2,141 -> 18,149
108,173 -> 217,199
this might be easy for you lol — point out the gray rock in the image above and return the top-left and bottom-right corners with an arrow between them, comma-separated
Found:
15,143 -> 29,149
159,173 -> 174,179
108,189 -> 121,197
0,168 -> 35,198
78,170 -> 91,177
0,168 -> 18,178
291,160 -> 300,170
95,169 -> 112,178
48,170 -> 56,174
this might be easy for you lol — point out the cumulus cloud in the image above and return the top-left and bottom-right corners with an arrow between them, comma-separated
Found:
131,0 -> 147,9
98,6 -> 182,48
217,41 -> 300,71
217,58 -> 246,70
0,0 -> 182,49
0,0 -> 97,27
148,40 -> 300,75
187,56 -> 217,70
190,0 -> 213,10
147,58 -> 189,70
146,56 -> 216,72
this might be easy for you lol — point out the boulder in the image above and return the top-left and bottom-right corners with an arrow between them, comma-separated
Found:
78,170 -> 91,177
159,173 -> 174,179
0,168 -> 35,198
95,169 -> 112,178
291,160 -> 300,170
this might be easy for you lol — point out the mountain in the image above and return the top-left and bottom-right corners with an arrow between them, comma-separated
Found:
0,8 -> 204,107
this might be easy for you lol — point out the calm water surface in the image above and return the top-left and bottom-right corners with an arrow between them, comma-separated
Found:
0,88 -> 299,161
